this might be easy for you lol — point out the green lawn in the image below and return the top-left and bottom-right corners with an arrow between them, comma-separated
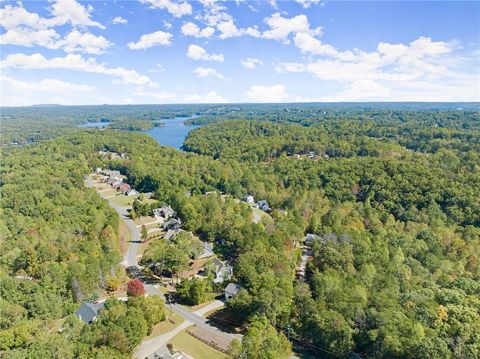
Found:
169,329 -> 229,359
145,314 -> 185,339
110,193 -> 136,206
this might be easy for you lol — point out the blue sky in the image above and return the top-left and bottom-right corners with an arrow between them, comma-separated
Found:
1,0 -> 479,105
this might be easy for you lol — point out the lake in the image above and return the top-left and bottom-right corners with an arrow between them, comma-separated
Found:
78,121 -> 111,128
145,116 -> 200,149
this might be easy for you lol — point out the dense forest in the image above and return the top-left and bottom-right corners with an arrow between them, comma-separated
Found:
0,103 -> 479,358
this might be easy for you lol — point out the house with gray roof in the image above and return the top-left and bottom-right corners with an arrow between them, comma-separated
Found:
224,283 -> 241,300
76,302 -> 104,324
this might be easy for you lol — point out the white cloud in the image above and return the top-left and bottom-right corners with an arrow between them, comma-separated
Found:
262,12 -> 322,43
0,28 -> 61,49
217,20 -> 242,39
193,66 -> 225,79
48,0 -> 105,29
140,0 -> 192,17
1,75 -> 96,106
1,53 -> 158,88
181,22 -> 215,38
2,75 -> 95,93
295,0 -> 325,8
184,91 -> 227,103
276,36 -> 480,101
0,4 -> 50,30
241,58 -> 263,69
0,1 -> 109,53
245,84 -> 288,102
187,44 -> 224,62
60,30 -> 111,54
112,16 -> 127,25
128,31 -> 172,50
0,27 -> 111,54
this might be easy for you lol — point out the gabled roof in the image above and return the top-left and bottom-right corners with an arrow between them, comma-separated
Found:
224,283 -> 241,295
76,302 -> 104,323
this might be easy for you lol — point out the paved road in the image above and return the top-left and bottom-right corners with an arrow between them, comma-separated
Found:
86,175 -> 140,267
87,175 -> 241,356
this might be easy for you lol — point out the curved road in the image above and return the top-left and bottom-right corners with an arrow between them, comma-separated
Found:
86,175 -> 240,358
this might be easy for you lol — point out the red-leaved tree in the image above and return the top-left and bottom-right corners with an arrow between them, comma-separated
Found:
127,278 -> 145,297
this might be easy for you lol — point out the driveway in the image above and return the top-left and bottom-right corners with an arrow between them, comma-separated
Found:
134,320 -> 192,359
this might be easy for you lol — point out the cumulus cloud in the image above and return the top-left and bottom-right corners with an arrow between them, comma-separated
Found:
262,12 -> 322,43
193,66 -> 225,79
0,28 -> 61,49
276,36 -> 480,101
245,84 -> 289,102
0,53 -> 158,88
60,30 -> 111,54
112,16 -> 127,25
181,22 -> 215,38
48,0 -> 105,28
140,0 -> 192,17
0,1 -> 110,53
187,44 -> 224,62
128,31 -> 172,50
241,58 -> 263,69
0,28 -> 111,54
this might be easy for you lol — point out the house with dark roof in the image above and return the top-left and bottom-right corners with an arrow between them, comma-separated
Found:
76,302 -> 104,324
257,200 -> 270,212
163,218 -> 182,231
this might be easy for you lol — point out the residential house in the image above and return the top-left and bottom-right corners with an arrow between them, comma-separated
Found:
147,345 -> 186,359
224,283 -> 241,301
163,218 -> 182,231
304,233 -> 320,246
154,206 -> 176,220
76,302 -> 104,324
199,241 -> 214,259
243,194 -> 255,203
126,188 -> 138,196
118,183 -> 131,195
112,181 -> 122,190
212,258 -> 233,283
257,200 -> 270,212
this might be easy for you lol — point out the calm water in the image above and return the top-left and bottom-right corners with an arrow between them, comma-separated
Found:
145,116 -> 200,149
78,121 -> 111,128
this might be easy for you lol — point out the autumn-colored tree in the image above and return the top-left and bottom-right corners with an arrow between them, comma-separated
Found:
127,279 -> 145,297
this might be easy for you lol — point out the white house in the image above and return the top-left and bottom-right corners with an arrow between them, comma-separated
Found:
154,206 -> 176,220
212,258 -> 233,283
243,194 -> 255,203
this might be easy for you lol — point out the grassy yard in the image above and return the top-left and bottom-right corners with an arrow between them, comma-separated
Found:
110,193 -> 136,206
145,314 -> 185,339
169,329 -> 229,359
